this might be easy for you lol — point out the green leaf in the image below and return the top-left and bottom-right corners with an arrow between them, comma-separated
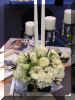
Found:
67,34 -> 72,41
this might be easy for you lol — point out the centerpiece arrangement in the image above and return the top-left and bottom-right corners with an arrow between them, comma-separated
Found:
13,45 -> 65,92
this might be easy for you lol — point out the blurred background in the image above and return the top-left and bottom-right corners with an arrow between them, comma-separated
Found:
0,0 -> 74,47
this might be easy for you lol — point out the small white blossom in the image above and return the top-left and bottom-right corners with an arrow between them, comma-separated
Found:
29,51 -> 37,64
39,57 -> 49,67
36,45 -> 48,57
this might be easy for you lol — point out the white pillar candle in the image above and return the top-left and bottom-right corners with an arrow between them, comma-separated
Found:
64,9 -> 75,24
34,0 -> 38,48
64,9 -> 71,24
45,16 -> 56,42
25,21 -> 34,36
41,0 -> 45,45
45,16 -> 56,31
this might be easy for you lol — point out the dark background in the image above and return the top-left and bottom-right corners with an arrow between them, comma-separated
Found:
0,0 -> 73,47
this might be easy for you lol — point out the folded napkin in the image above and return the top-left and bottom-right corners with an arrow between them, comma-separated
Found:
0,81 -> 4,100
0,46 -> 4,52
0,53 -> 4,67
0,46 -> 4,67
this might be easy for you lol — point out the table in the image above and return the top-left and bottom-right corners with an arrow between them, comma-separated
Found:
0,38 -> 71,98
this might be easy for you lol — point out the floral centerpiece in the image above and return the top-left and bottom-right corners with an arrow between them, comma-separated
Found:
13,45 -> 65,92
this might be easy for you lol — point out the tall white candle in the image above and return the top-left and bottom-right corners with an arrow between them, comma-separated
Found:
34,0 -> 38,48
41,0 -> 45,45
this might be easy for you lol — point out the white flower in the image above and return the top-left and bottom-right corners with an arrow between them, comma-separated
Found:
20,63 -> 30,70
37,71 -> 53,88
14,45 -> 65,89
45,66 -> 54,72
36,45 -> 48,57
48,49 -> 59,59
61,52 -> 70,58
24,52 -> 29,59
39,57 -> 49,67
16,53 -> 27,64
55,67 -> 65,79
14,65 -> 30,84
14,66 -> 22,81
29,66 -> 42,80
53,64 -> 65,83
29,51 -> 37,64
29,65 -> 54,89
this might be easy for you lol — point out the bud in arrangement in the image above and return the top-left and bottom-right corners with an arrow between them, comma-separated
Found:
45,16 -> 56,44
25,21 -> 34,39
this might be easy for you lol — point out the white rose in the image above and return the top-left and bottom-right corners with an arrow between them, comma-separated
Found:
39,57 -> 49,67
29,52 -> 37,64
36,45 -> 48,57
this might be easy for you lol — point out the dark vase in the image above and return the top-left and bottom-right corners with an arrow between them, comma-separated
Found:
37,86 -> 51,92
27,84 -> 34,92
27,84 -> 51,92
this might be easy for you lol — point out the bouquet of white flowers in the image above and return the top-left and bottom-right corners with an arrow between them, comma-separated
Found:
13,45 -> 65,91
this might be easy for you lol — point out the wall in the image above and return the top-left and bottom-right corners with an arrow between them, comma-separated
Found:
0,0 -> 9,47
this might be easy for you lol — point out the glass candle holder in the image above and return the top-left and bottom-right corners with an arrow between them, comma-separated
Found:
23,21 -> 35,49
63,9 -> 75,45
45,16 -> 56,45
25,21 -> 34,40
45,30 -> 56,45
64,9 -> 71,38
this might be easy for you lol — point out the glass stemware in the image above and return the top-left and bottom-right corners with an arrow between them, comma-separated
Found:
45,30 -> 56,46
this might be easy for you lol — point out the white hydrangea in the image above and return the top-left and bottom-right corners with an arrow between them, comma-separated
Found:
29,66 -> 42,80
53,64 -> 65,84
36,71 -> 53,88
52,58 -> 63,67
36,45 -> 48,57
44,67 -> 55,80
37,80 -> 50,89
39,57 -> 49,67
55,67 -> 65,79
14,66 -> 30,84
30,66 -> 54,89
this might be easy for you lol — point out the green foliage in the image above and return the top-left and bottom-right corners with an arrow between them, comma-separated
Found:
67,34 -> 72,41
